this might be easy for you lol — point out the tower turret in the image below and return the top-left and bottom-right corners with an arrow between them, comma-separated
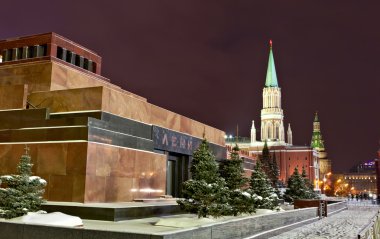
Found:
287,123 -> 293,145
250,120 -> 256,145
260,40 -> 285,143
311,111 -> 325,150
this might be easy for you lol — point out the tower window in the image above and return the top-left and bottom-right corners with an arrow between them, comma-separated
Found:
57,47 -> 63,59
3,49 -> 13,61
27,46 -> 34,59
66,51 -> 76,64
33,45 -> 47,57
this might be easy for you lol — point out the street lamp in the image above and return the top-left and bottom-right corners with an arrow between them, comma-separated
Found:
309,165 -> 320,192
322,172 -> 332,195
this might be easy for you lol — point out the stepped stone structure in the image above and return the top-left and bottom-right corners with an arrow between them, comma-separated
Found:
0,32 -> 226,203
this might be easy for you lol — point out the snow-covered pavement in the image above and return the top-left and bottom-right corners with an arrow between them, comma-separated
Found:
269,204 -> 380,239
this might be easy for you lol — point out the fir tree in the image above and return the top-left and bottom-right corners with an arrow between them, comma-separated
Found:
283,167 -> 316,203
260,142 -> 280,193
301,166 -> 318,199
177,138 -> 230,218
0,146 -> 47,219
269,153 -> 280,188
220,144 -> 248,190
270,153 -> 281,198
220,144 -> 252,216
249,160 -> 278,210
260,141 -> 271,176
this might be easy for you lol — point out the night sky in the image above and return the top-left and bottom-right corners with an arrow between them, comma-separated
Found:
1,1 -> 379,172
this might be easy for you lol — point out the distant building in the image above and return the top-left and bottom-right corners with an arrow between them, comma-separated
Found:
376,149 -> 380,198
342,159 -> 377,195
351,159 -> 376,173
226,41 -> 317,185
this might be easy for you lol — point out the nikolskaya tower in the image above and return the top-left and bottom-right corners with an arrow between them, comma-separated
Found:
251,40 -> 292,146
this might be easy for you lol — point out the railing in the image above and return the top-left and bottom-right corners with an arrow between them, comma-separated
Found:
358,210 -> 380,239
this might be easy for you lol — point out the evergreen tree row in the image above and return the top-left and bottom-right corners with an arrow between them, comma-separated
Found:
177,139 -> 279,218
178,139 -> 318,218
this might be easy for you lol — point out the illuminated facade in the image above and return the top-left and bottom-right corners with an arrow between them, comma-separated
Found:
250,41 -> 291,147
341,160 -> 377,195
228,41 -> 316,185
344,174 -> 377,195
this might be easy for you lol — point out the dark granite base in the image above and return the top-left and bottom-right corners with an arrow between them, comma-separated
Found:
0,222 -> 151,239
41,203 -> 183,221
0,203 -> 348,239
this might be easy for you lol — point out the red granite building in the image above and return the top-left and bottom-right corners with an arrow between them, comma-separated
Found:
0,33 -> 226,203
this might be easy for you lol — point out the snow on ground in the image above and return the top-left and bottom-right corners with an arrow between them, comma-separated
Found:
154,209 -> 275,228
269,204 -> 380,239
10,212 -> 83,227
80,209 -> 278,234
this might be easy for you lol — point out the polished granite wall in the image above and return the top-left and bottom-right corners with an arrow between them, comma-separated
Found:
0,84 -> 28,110
85,142 -> 166,202
0,61 -> 52,93
50,62 -> 146,101
0,59 -> 225,145
28,86 -> 225,146
0,142 -> 166,202
0,60 -> 145,101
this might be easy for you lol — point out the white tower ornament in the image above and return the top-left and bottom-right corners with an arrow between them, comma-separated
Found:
287,123 -> 293,145
250,120 -> 256,145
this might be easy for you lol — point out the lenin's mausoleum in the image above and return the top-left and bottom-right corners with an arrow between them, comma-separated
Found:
0,33 -> 226,203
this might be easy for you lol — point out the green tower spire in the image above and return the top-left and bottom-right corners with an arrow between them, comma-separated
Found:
265,40 -> 279,87
311,111 -> 325,150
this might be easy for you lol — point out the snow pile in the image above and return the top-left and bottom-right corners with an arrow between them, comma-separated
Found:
29,176 -> 47,185
1,175 -> 13,180
11,212 -> 83,227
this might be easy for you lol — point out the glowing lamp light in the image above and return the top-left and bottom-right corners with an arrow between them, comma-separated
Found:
139,188 -> 164,193
130,188 -> 164,193
229,135 -> 233,139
